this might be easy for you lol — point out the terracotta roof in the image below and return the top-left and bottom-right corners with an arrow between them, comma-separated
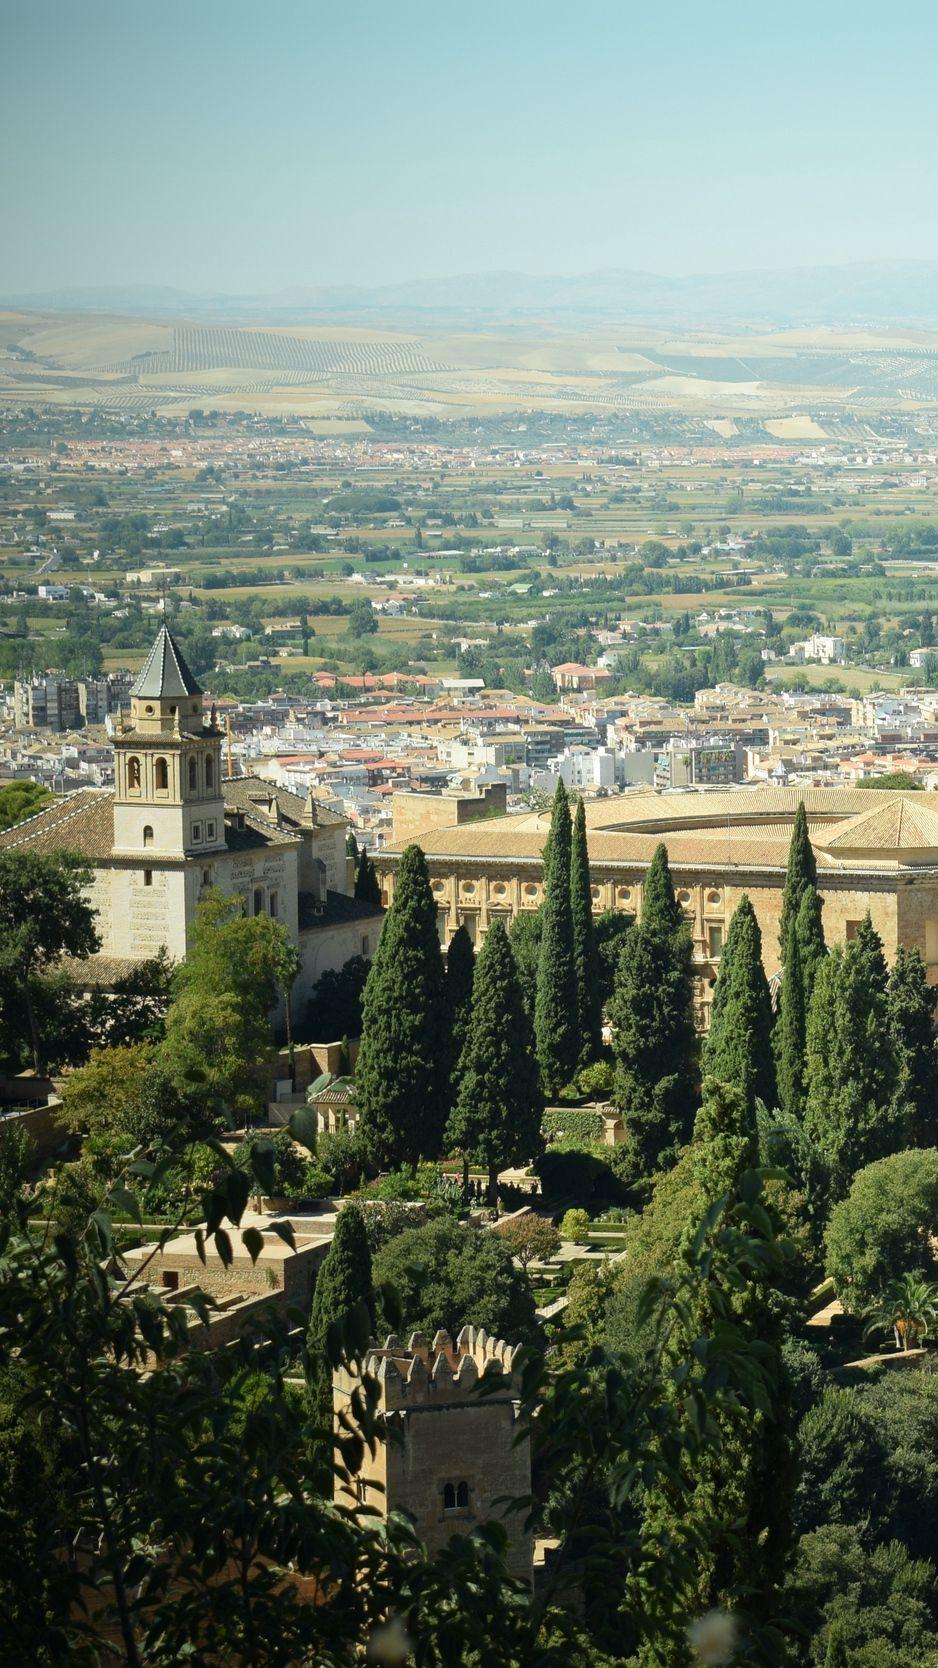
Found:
379,786 -> 938,873
130,626 -> 202,700
0,788 -> 114,861
223,774 -> 345,830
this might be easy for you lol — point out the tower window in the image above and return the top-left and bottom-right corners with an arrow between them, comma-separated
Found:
154,757 -> 169,792
269,891 -> 278,919
253,888 -> 265,916
127,755 -> 141,791
206,820 -> 216,839
192,823 -> 202,843
188,757 -> 198,792
142,825 -> 154,848
456,1481 -> 469,1509
443,1481 -> 469,1512
443,1483 -> 456,1511
205,755 -> 214,789
143,869 -> 153,887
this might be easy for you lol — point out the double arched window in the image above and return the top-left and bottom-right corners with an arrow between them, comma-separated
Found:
442,1481 -> 469,1511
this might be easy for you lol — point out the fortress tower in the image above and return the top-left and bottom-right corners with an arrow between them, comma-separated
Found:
334,1326 -> 533,1584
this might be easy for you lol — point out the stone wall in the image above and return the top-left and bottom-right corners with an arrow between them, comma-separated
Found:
335,1325 -> 532,1584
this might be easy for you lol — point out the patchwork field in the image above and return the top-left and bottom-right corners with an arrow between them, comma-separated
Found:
6,309 -> 938,422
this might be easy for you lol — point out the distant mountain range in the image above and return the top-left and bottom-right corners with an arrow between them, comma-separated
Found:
6,261 -> 938,328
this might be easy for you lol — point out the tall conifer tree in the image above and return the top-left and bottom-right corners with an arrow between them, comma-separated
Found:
306,1202 -> 374,1457
609,842 -> 695,1178
779,801 -> 817,961
774,922 -> 807,1118
703,896 -> 776,1118
534,780 -> 578,1093
446,918 -> 542,1201
355,844 -> 450,1166
445,923 -> 475,1085
570,796 -> 600,1064
887,944 -> 937,1147
804,926 -> 900,1198
794,882 -> 826,1011
353,848 -> 382,908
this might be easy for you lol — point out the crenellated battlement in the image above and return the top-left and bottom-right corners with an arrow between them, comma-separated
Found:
344,1325 -> 524,1412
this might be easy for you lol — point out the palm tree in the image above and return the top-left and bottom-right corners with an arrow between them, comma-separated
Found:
864,1273 -> 938,1352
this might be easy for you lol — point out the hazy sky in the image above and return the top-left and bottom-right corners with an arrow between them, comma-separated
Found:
4,0 -> 938,294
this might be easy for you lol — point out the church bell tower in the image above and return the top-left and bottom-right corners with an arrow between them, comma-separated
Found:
112,625 -> 226,859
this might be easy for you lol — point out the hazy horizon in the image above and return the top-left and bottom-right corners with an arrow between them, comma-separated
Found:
5,0 -> 938,297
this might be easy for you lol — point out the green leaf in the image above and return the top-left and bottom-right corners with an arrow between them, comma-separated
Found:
90,1209 -> 113,1258
248,1140 -> 276,1196
213,1228 -> 233,1268
108,1184 -> 142,1224
241,1226 -> 265,1264
268,1219 -> 296,1250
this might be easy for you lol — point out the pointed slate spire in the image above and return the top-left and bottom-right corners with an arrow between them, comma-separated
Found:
130,625 -> 202,701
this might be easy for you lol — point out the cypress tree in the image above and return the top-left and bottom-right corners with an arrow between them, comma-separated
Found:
609,844 -> 696,1179
445,923 -> 475,1084
779,801 -> 817,961
346,829 -> 360,863
306,1202 -> 375,1453
355,844 -> 449,1166
353,848 -> 382,908
446,918 -> 542,1201
534,781 -> 579,1093
508,908 -> 542,1026
794,881 -> 826,1010
887,945 -> 937,1147
692,1075 -> 758,1204
642,842 -> 684,936
774,921 -> 807,1118
804,933 -> 900,1198
703,895 -> 776,1119
853,911 -> 888,996
570,796 -> 600,1064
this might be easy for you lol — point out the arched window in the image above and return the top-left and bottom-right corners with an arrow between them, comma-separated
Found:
205,755 -> 214,789
154,757 -> 169,792
456,1481 -> 469,1509
127,755 -> 141,791
188,757 -> 197,793
269,891 -> 279,919
442,1483 -> 456,1511
142,825 -> 154,848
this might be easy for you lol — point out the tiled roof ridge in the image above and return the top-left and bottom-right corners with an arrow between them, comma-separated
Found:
0,787 -> 110,850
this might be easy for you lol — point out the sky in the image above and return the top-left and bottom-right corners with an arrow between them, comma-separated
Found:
3,0 -> 938,295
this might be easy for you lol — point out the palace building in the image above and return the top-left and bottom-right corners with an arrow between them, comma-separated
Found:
0,625 -> 383,1005
376,785 -> 938,1027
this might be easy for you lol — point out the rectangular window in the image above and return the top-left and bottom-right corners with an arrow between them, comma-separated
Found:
845,919 -> 862,941
362,935 -> 370,957
269,891 -> 278,919
206,821 -> 216,839
143,869 -> 153,887
191,823 -> 202,843
708,924 -> 723,959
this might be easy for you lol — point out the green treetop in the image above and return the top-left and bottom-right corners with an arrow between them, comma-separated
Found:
353,848 -> 382,908
534,780 -> 579,1093
570,796 -> 601,1064
804,927 -> 901,1200
355,844 -> 450,1167
508,909 -> 542,1026
0,849 -> 99,1074
305,1202 -> 374,1462
445,923 -> 475,1085
823,1620 -> 850,1668
774,923 -> 807,1119
642,842 -> 685,937
446,918 -> 542,1200
702,895 -> 776,1120
779,801 -> 818,961
609,845 -> 696,1180
887,945 -> 937,1147
794,881 -> 826,1011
